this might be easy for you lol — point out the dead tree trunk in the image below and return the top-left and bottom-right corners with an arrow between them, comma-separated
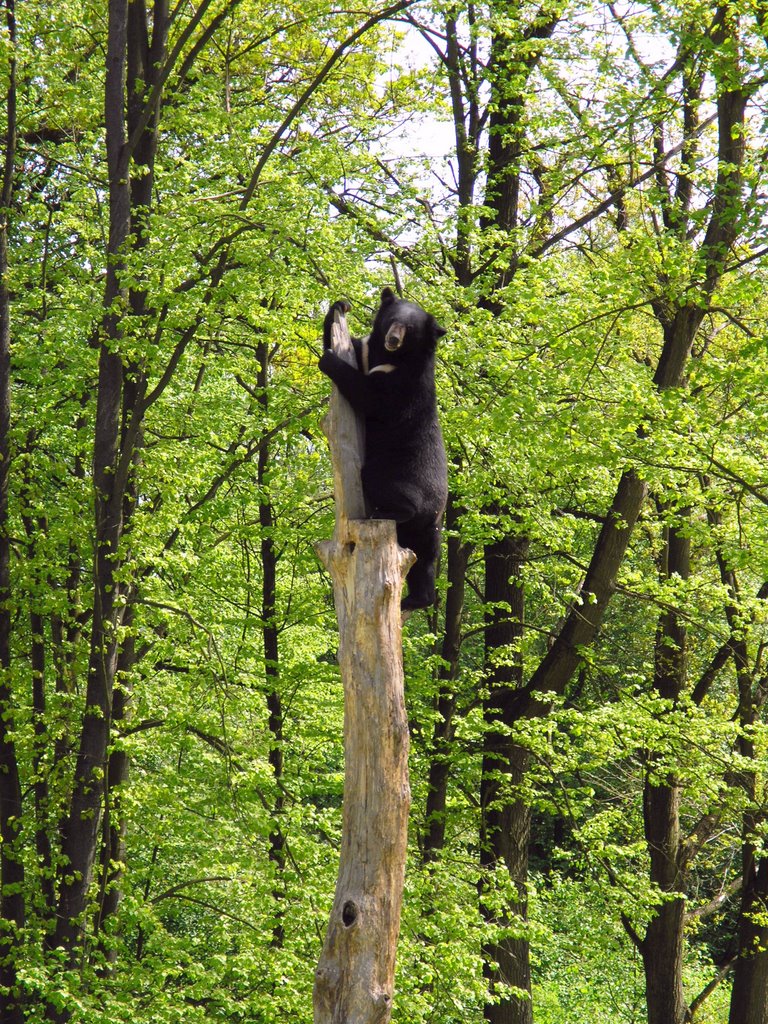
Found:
314,307 -> 414,1024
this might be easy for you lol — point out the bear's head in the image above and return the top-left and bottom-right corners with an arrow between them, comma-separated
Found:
371,287 -> 446,361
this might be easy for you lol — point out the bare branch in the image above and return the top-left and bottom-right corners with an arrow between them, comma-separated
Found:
688,957 -> 737,1018
686,879 -> 741,922
150,876 -> 232,903
530,114 -> 717,260
240,0 -> 421,208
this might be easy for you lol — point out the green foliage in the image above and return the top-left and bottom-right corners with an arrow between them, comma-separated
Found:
2,0 -> 768,1021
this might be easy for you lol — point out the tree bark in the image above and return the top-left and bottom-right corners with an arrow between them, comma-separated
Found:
517,36 -> 747,720
50,0 -> 131,963
19,492 -> 55,915
638,38 -> 747,1020
422,495 -> 472,862
474,12 -> 560,1018
256,338 -> 286,947
93,607 -> 134,964
313,309 -> 413,1024
641,516 -> 690,1024
724,560 -> 768,1024
729,850 -> 768,1024
479,531 -> 531,1024
50,0 -> 169,968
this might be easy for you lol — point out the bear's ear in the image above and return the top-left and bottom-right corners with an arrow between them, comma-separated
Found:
380,286 -> 396,304
431,316 -> 447,339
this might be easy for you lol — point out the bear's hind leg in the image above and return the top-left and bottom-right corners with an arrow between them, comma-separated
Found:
399,519 -> 441,611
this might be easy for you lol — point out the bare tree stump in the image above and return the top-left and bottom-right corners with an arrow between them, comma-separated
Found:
314,307 -> 414,1024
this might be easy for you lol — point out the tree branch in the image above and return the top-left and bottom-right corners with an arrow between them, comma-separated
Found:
687,957 -> 736,1018
529,114 -> 717,259
686,878 -> 741,922
240,0 -> 420,208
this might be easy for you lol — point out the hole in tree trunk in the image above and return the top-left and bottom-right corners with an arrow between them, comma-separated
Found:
346,542 -> 356,555
342,901 -> 358,927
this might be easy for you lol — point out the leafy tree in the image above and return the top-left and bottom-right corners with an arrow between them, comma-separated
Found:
330,2 -> 768,1021
1,0 -> 768,1021
0,0 -> 421,1017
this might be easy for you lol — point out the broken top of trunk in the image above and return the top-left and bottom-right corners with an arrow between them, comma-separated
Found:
313,305 -> 413,1024
322,309 -> 365,526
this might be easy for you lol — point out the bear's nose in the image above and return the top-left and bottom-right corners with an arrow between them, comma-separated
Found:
384,322 -> 406,351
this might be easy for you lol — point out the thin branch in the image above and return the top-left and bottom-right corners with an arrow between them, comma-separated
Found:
327,190 -> 426,275
150,876 -> 232,903
701,454 -> 768,508
724,245 -> 768,275
706,307 -> 756,337
126,0 -> 246,163
686,878 -> 741,922
687,957 -> 736,1018
141,599 -> 228,679
529,113 -> 718,259
150,891 -> 262,932
123,717 -> 166,736
620,910 -> 645,954
691,640 -> 733,705
240,0 -> 420,208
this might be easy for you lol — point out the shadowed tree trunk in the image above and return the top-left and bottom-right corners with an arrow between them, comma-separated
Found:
255,337 -> 287,947
636,27 -> 747,1019
475,11 -> 562,1020
49,0 -> 169,972
19,472 -> 56,917
640,513 -> 690,1024
479,530 -> 531,1024
726,563 -> 768,1024
422,495 -> 472,863
730,847 -> 768,1024
93,603 -> 135,965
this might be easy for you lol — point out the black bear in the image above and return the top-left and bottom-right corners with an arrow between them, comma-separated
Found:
319,287 -> 448,610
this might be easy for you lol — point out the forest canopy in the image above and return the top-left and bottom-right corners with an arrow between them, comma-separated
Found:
0,1 -> 767,1022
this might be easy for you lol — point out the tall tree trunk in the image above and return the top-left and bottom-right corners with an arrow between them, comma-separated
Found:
725,560 -> 768,1023
640,516 -> 690,1024
0,4 -> 25,1019
422,495 -> 472,862
90,3 -> 168,960
313,307 -> 412,1024
638,38 -> 747,1018
93,602 -> 136,965
50,0 -> 131,962
256,338 -> 286,947
50,0 -> 169,972
729,848 -> 768,1024
444,13 -> 478,287
475,12 -> 561,1019
30,605 -> 54,911
517,39 -> 747,718
479,531 -> 531,1024
20,491 -> 56,915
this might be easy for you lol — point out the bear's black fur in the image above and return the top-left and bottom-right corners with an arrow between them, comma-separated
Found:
319,287 -> 448,610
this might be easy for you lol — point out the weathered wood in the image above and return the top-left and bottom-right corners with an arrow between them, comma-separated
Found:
324,312 -> 365,525
314,307 -> 414,1024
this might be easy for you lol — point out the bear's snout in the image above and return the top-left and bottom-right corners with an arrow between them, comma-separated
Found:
384,322 -> 406,351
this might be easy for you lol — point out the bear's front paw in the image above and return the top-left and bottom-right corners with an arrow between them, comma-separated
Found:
323,299 -> 352,349
318,349 -> 334,375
